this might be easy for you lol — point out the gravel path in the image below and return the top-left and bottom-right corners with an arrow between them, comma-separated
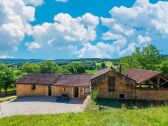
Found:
0,97 -> 85,117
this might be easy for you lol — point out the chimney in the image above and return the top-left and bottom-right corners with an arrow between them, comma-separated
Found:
118,65 -> 122,73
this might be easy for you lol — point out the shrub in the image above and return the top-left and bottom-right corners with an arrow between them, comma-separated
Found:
91,90 -> 98,101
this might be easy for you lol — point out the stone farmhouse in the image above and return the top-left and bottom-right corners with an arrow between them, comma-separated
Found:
16,68 -> 168,100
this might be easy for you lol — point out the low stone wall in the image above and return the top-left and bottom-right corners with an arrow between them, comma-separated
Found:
136,89 -> 168,101
16,84 -> 48,97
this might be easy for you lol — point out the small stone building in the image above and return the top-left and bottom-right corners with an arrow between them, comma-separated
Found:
16,74 -> 92,98
91,68 -> 168,100
16,68 -> 168,101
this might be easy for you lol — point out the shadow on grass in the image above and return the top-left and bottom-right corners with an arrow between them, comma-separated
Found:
96,98 -> 168,109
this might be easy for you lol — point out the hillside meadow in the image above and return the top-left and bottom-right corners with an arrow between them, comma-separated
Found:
1,100 -> 168,126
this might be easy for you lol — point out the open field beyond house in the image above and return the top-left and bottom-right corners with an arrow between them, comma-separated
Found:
1,99 -> 168,126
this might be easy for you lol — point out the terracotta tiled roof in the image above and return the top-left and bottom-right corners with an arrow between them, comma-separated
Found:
122,69 -> 161,84
54,74 -> 92,87
91,68 -> 112,79
16,74 -> 62,85
16,74 -> 92,87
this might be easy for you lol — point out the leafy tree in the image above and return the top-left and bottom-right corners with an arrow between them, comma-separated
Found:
2,68 -> 15,95
19,62 -> 40,73
0,63 -> 8,93
134,45 -> 160,70
100,62 -> 107,69
65,63 -> 85,74
39,61 -> 59,73
120,44 -> 160,71
159,60 -> 168,74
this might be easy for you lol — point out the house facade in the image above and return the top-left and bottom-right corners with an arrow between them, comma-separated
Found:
16,68 -> 168,101
16,74 -> 91,98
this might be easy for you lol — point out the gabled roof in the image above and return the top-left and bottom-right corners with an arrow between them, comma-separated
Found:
54,74 -> 92,87
91,68 -> 112,79
16,74 -> 62,85
16,74 -> 92,87
122,69 -> 161,84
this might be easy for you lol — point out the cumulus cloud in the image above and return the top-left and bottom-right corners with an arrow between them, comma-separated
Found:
26,13 -> 99,58
56,0 -> 68,3
23,0 -> 44,6
101,0 -> 168,56
0,0 -> 36,57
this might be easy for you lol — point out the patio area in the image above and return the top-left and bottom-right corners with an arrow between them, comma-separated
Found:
0,97 -> 86,117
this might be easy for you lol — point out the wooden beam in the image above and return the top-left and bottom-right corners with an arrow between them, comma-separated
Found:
159,81 -> 168,87
159,75 -> 168,82
157,77 -> 160,88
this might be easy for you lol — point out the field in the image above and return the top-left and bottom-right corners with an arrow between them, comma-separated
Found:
1,99 -> 168,126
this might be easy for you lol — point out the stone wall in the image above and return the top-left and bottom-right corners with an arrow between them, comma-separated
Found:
16,84 -> 48,97
91,71 -> 136,99
52,86 -> 88,98
136,89 -> 168,100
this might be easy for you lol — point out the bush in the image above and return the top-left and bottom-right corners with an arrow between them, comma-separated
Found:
91,90 -> 98,101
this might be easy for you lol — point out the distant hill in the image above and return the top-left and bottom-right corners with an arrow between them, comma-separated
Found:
0,58 -> 113,65
0,55 -> 167,65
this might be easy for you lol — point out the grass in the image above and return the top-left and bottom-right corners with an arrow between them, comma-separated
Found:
85,69 -> 98,74
0,96 -> 16,103
1,99 -> 168,126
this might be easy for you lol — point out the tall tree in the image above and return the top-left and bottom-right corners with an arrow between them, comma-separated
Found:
65,63 -> 85,74
39,61 -> 59,73
134,44 -> 160,69
20,62 -> 40,73
120,44 -> 160,71
159,60 -> 168,74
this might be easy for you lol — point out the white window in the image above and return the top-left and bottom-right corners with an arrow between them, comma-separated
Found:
84,87 -> 90,94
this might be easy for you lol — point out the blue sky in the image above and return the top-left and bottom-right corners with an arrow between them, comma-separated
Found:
0,0 -> 168,59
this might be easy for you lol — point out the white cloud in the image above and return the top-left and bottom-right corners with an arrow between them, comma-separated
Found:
78,43 -> 114,58
26,42 -> 41,51
138,35 -> 151,45
26,13 -> 99,58
101,0 -> 168,56
56,0 -> 68,3
0,55 -> 14,59
23,0 -> 44,6
0,0 -> 36,57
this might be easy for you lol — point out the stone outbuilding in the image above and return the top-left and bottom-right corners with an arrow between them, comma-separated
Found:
91,68 -> 168,100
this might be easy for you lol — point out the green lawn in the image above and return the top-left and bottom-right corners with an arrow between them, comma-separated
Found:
1,99 -> 168,126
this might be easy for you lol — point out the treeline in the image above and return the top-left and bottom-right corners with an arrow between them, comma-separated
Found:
0,61 -> 108,94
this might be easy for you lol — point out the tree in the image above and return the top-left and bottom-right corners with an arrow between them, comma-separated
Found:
2,68 -> 15,95
0,63 -> 8,93
100,62 -> 107,69
19,62 -> 40,73
159,60 -> 168,74
120,44 -> 160,71
134,45 -> 160,70
39,61 -> 59,73
65,63 -> 85,74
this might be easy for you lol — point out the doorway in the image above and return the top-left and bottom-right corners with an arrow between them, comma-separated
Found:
48,86 -> 52,96
74,87 -> 79,97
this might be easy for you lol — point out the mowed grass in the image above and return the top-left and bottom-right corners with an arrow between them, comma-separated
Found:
1,100 -> 168,126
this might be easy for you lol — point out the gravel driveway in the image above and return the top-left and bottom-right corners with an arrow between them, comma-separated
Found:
0,97 -> 85,117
